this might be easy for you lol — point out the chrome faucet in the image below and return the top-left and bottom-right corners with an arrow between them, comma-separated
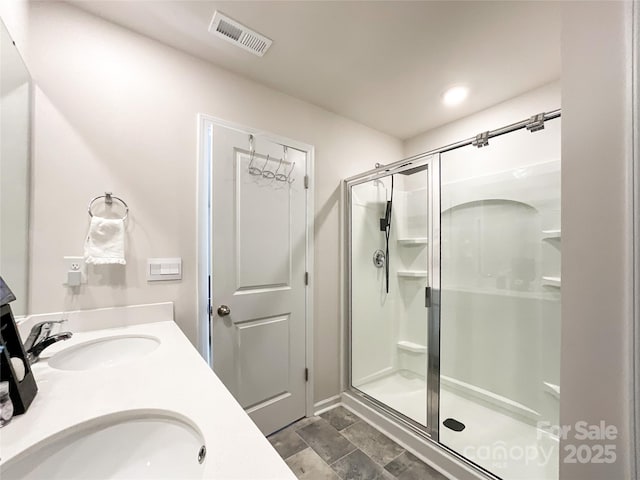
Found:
23,320 -> 73,364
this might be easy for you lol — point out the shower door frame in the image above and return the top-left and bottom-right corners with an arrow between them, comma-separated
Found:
344,153 -> 441,441
343,110 -> 562,480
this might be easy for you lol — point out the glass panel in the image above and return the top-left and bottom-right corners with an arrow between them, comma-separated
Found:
438,120 -> 561,480
350,165 -> 429,426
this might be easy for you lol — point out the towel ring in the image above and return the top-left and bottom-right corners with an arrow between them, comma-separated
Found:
88,192 -> 129,221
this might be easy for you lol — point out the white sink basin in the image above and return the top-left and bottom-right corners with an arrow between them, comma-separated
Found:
48,335 -> 160,371
1,410 -> 206,479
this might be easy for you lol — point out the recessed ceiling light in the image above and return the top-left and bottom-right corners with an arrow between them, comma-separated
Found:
442,86 -> 469,106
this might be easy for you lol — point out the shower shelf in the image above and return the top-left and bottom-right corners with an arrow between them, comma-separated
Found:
397,237 -> 428,245
397,341 -> 427,354
542,229 -> 561,240
542,276 -> 561,288
397,271 -> 428,278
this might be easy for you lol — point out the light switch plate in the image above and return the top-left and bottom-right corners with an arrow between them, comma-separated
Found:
147,258 -> 182,281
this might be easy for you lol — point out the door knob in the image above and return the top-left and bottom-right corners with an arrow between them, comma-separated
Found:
217,305 -> 231,316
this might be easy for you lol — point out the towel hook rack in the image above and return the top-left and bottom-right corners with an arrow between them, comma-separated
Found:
88,192 -> 129,221
285,161 -> 296,184
248,134 -> 263,175
275,146 -> 288,182
262,154 -> 276,179
273,156 -> 285,181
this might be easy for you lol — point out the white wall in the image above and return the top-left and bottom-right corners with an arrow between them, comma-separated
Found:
560,2 -> 634,479
25,2 -> 402,403
0,0 -> 28,59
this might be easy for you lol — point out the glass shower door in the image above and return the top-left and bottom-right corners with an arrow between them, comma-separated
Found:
349,158 -> 434,429
438,120 -> 561,480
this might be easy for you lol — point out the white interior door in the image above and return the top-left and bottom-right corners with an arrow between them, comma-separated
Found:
211,123 -> 308,435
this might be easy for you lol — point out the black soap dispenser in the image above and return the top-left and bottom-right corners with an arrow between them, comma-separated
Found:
0,277 -> 38,415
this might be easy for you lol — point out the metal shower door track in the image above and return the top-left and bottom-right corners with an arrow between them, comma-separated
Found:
344,109 -> 561,185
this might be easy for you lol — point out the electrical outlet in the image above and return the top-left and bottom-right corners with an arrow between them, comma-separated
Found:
63,256 -> 87,285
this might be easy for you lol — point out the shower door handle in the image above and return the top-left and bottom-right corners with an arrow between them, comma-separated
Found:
425,287 -> 431,308
217,305 -> 231,316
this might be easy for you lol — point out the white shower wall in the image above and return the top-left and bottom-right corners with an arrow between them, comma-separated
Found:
390,176 -> 429,379
351,179 -> 397,385
351,173 -> 430,386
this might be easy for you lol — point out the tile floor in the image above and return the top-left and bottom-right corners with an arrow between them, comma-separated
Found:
268,406 -> 449,480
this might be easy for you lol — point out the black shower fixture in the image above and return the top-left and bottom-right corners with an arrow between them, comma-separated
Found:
380,175 -> 394,294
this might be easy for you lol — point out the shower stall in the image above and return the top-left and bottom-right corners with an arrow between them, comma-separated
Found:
344,113 -> 561,480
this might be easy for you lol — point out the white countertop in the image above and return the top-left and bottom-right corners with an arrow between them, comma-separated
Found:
0,303 -> 295,479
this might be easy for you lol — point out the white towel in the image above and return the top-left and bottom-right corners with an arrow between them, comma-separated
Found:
84,217 -> 126,265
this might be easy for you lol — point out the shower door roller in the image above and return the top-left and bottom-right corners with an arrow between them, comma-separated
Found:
217,305 -> 231,316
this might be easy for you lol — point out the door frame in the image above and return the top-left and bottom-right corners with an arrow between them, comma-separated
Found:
196,114 -> 315,419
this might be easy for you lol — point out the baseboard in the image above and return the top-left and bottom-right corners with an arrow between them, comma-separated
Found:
313,394 -> 341,415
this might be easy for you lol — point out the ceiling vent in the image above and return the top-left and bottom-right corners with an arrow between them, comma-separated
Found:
208,11 -> 272,57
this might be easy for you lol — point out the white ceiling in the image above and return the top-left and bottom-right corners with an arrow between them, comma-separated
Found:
68,1 -> 561,140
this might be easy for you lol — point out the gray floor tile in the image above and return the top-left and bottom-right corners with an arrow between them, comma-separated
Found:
385,452 -> 449,480
279,416 -> 322,435
267,410 -> 448,480
286,447 -> 341,480
384,451 -> 421,477
331,449 -> 395,480
291,416 -> 322,431
341,421 -> 405,466
297,418 -> 357,464
268,427 -> 308,460
320,406 -> 361,431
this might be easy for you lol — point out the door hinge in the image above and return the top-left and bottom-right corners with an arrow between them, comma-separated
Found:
304,175 -> 309,189
425,286 -> 431,308
305,368 -> 309,382
304,272 -> 309,285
